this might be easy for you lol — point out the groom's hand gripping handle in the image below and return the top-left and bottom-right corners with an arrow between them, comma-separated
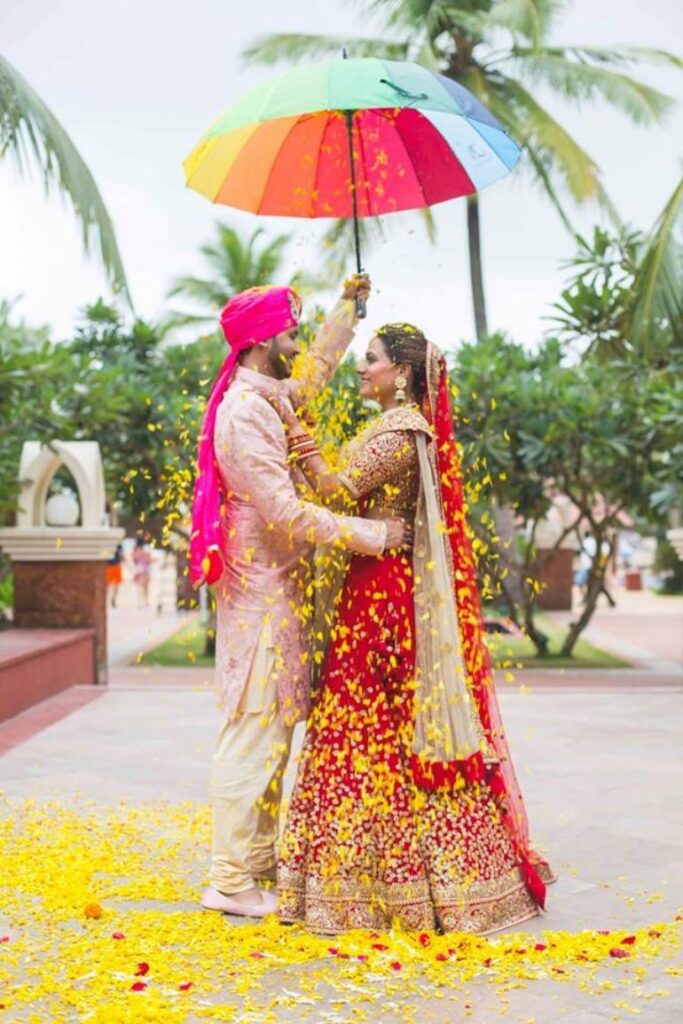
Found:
342,273 -> 370,319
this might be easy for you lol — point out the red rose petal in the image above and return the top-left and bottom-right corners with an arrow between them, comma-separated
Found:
390,961 -> 402,971
598,929 -> 611,935
435,953 -> 448,962
179,982 -> 193,992
130,981 -> 147,992
357,955 -> 368,963
418,933 -> 430,947
135,962 -> 150,976
328,948 -> 338,956
372,943 -> 389,951
534,944 -> 547,951
621,935 -> 637,945
111,932 -> 125,940
249,951 -> 265,959
609,947 -> 630,958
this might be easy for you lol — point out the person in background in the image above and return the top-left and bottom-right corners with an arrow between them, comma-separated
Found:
132,537 -> 152,608
106,542 -> 124,608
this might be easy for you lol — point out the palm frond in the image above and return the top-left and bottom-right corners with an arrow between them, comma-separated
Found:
521,143 -> 574,231
242,32 -> 408,67
165,222 -> 294,332
630,177 -> 683,351
509,48 -> 677,124
368,0 -> 488,39
0,53 -> 131,306
165,275 -> 227,307
522,45 -> 683,70
484,0 -> 567,47
488,75 -> 602,202
159,310 -> 220,335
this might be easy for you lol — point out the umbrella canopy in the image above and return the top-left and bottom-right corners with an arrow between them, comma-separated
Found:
184,57 -> 521,220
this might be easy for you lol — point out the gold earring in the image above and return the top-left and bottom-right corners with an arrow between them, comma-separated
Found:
394,373 -> 407,403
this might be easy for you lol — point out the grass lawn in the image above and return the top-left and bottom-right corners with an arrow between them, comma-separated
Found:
486,612 -> 629,669
142,613 -> 630,671
141,620 -> 214,668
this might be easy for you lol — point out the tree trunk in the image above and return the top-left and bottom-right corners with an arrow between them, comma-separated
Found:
559,533 -> 615,657
466,195 -> 489,342
559,572 -> 603,658
522,598 -> 550,656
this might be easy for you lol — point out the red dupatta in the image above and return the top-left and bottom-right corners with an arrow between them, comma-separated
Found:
422,349 -> 548,908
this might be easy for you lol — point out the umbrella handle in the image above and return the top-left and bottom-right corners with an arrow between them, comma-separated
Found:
355,293 -> 367,320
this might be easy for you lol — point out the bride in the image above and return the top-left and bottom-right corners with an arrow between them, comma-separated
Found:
273,323 -> 554,934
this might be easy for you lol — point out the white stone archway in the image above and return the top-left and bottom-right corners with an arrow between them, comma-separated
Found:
0,441 -> 122,560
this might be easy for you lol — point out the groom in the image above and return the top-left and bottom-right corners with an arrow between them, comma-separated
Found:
194,276 -> 407,917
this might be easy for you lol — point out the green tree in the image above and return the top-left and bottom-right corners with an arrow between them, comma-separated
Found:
59,301 -> 221,536
0,54 -> 130,304
244,0 -> 681,340
453,333 -> 682,656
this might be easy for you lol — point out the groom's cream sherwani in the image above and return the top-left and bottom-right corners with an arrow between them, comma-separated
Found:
209,299 -> 385,895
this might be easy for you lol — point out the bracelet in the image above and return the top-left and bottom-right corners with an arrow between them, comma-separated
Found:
287,432 -> 313,451
289,444 -> 320,463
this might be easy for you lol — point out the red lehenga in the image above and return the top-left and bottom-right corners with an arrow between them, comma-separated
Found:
277,351 -> 554,934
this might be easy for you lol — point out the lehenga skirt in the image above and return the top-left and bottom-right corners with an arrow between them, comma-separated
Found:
277,552 -> 553,934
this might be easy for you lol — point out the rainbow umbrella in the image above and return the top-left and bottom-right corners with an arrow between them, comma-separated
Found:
184,56 -> 520,315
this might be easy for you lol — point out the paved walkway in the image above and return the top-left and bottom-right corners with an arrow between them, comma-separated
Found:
1,677 -> 682,1020
0,583 -> 681,1020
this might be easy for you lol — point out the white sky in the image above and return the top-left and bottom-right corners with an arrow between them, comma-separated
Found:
1,0 -> 681,354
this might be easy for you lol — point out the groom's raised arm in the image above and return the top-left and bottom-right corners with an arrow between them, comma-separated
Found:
285,275 -> 370,411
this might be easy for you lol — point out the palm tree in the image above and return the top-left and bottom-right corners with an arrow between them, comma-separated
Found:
0,53 -> 131,305
164,223 -> 293,333
243,0 -> 681,340
165,221 -> 342,333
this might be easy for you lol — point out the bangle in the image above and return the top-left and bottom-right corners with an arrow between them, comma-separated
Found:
290,444 -> 320,463
287,432 -> 312,450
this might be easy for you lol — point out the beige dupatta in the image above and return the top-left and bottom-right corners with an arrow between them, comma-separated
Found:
412,430 -> 489,764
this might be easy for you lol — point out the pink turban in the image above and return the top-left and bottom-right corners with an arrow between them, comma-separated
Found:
190,285 -> 301,586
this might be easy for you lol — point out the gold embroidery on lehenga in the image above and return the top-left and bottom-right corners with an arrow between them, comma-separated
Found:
277,405 -> 554,935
